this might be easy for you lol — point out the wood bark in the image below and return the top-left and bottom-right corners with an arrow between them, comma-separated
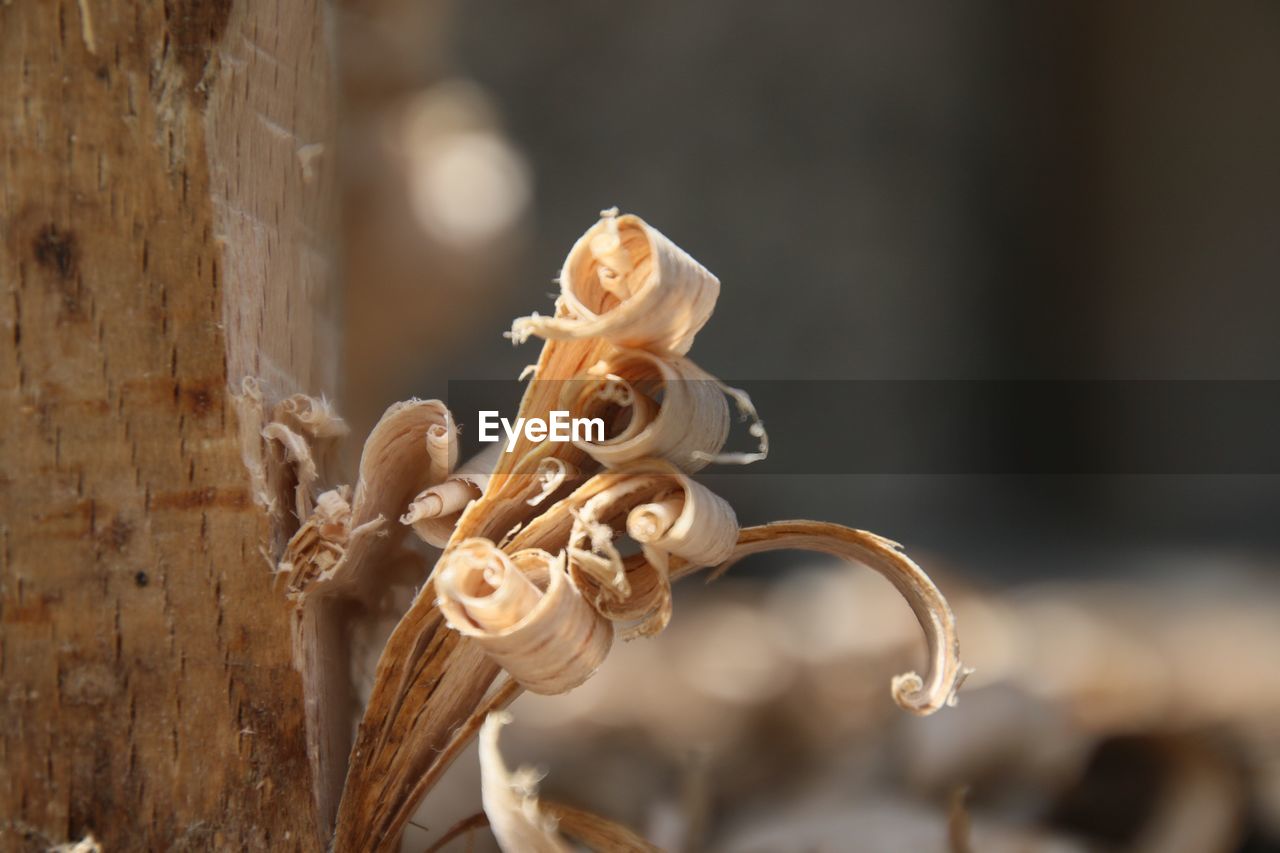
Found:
1,1 -> 338,849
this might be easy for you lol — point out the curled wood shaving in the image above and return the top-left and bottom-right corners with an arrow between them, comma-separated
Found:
284,399 -> 455,599
404,445 -> 502,548
623,467 -> 738,567
246,385 -> 349,554
526,457 -> 577,507
268,395 -> 349,482
692,379 -> 769,466
436,540 -> 612,694
425,419 -> 458,482
277,393 -> 350,439
262,421 -> 320,495
510,209 -> 719,356
498,459 -> 736,639
567,347 -> 729,472
334,387 -> 579,850
706,521 -> 968,716
333,211 -> 963,851
277,399 -> 455,833
277,486 -> 353,591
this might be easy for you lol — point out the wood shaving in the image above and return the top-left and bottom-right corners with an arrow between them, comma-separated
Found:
263,393 -> 350,523
471,712 -> 660,853
50,836 -> 102,853
436,541 -> 612,694
567,347 -> 729,472
277,398 -> 455,830
707,522 -> 968,716
526,457 -> 577,507
510,209 -> 720,356
404,445 -> 501,547
330,212 -> 963,852
477,712 -> 572,853
284,399 -> 454,599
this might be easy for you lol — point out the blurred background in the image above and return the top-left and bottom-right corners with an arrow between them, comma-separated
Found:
334,2 -> 1280,850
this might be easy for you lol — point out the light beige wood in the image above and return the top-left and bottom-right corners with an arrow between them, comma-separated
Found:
1,1 -> 338,848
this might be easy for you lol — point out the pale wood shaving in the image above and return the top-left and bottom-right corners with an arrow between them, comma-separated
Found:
437,541 -> 612,695
404,445 -> 501,548
472,712 -> 661,853
526,457 -> 577,507
426,801 -> 660,853
567,347 -> 729,472
50,835 -> 102,853
277,399 -> 455,832
495,460 -> 737,638
331,211 -> 963,852
477,711 -> 572,853
510,209 -> 720,357
691,379 -> 769,465
263,393 -> 350,522
284,399 -> 454,599
706,521 -> 969,716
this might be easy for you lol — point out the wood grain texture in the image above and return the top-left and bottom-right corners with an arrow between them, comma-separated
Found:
0,1 -> 338,849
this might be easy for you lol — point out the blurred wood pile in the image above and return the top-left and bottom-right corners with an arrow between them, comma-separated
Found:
410,555 -> 1280,852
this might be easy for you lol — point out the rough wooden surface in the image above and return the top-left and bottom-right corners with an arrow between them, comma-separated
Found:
1,1 -> 338,849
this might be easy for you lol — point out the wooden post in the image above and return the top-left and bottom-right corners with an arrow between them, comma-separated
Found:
1,1 -> 338,849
